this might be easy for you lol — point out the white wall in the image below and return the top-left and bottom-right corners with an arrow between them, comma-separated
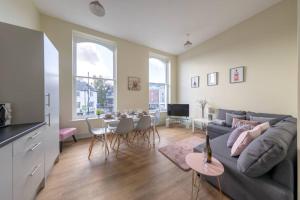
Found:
0,0 -> 40,30
177,0 -> 297,118
297,0 -> 300,199
40,15 -> 177,136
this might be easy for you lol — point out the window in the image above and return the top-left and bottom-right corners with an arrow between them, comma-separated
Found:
73,32 -> 116,118
149,56 -> 169,111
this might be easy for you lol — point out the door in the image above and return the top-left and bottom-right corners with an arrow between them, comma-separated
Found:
44,34 -> 60,177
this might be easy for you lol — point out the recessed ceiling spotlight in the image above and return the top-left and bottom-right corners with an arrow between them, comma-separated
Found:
184,33 -> 193,48
89,1 -> 105,17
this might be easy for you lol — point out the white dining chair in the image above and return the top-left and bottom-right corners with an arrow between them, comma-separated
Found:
111,118 -> 134,157
132,115 -> 152,147
85,118 -> 109,160
152,110 -> 161,142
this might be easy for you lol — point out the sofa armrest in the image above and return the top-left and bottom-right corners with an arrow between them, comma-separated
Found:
271,159 -> 295,191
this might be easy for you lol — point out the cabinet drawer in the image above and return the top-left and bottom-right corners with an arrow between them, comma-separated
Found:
13,160 -> 44,200
13,141 -> 44,179
13,126 -> 44,156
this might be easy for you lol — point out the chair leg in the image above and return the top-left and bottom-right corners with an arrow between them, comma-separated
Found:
110,133 -> 115,148
155,127 -> 160,142
59,141 -> 63,153
116,135 -> 121,157
112,134 -> 118,149
72,135 -> 77,143
88,137 -> 96,160
104,139 -> 110,156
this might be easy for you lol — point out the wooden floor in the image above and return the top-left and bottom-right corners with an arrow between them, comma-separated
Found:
37,126 -> 230,200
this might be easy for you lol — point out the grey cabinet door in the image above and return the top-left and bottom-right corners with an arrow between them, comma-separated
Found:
0,22 -> 44,124
44,35 -> 60,177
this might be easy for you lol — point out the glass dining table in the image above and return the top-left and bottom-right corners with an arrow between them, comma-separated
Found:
100,115 -> 156,159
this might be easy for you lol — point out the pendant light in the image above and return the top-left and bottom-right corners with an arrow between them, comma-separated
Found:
89,1 -> 105,17
184,33 -> 193,48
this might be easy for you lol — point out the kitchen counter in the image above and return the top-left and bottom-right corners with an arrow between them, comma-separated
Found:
0,122 -> 46,148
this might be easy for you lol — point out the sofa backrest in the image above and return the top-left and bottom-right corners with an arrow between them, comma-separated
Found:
246,111 -> 290,120
216,109 -> 246,120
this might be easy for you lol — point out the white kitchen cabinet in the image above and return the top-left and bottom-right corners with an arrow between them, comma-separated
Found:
13,126 -> 45,200
44,35 -> 60,178
0,22 -> 60,179
0,143 -> 13,200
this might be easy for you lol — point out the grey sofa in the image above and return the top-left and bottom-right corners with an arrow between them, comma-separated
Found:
194,109 -> 297,200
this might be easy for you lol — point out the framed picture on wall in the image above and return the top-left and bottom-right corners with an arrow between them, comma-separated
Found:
191,76 -> 199,88
207,72 -> 218,86
230,66 -> 245,83
128,76 -> 141,91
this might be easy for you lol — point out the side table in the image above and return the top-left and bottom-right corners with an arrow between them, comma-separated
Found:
185,153 -> 224,199
192,118 -> 212,133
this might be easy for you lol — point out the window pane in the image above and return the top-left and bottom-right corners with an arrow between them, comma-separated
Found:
76,42 -> 114,79
75,78 -> 98,117
75,78 -> 114,117
149,58 -> 167,83
92,79 -> 114,113
149,83 -> 167,111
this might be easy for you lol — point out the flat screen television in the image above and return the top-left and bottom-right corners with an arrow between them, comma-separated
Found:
167,104 -> 189,117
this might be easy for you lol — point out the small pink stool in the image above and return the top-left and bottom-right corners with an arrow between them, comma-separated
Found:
59,128 -> 77,152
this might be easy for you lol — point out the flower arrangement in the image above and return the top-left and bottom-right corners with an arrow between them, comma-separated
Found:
198,99 -> 207,118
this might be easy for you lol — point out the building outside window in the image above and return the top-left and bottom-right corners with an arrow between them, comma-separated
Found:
73,32 -> 116,118
149,56 -> 169,111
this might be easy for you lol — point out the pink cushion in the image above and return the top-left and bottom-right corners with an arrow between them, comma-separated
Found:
231,118 -> 259,128
59,128 -> 77,141
231,129 -> 261,156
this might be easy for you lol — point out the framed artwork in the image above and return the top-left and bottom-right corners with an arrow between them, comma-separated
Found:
207,72 -> 218,86
128,76 -> 141,91
191,76 -> 199,88
230,66 -> 245,83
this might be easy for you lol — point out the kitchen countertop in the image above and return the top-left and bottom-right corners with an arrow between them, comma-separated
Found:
0,122 -> 46,148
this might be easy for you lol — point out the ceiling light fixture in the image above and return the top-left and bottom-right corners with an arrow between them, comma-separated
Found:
89,1 -> 105,17
184,33 -> 192,48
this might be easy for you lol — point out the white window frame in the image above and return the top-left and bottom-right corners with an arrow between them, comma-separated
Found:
72,31 -> 117,119
149,54 -> 170,112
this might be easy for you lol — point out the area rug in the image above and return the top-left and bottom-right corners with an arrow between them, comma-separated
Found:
159,136 -> 205,171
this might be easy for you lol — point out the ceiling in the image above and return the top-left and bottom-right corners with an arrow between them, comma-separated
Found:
33,0 -> 282,55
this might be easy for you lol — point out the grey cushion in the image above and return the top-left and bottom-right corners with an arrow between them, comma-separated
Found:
211,119 -> 225,126
225,113 -> 246,127
249,116 -> 274,123
227,125 -> 252,148
237,117 -> 297,177
246,111 -> 289,124
207,123 -> 233,138
217,109 -> 246,120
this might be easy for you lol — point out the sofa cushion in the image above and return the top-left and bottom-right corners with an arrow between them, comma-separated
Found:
237,117 -> 297,177
249,116 -> 275,123
232,118 -> 259,128
216,109 -> 246,120
194,133 -> 238,171
227,125 -> 253,148
225,113 -> 246,127
211,119 -> 225,126
231,127 -> 263,156
207,123 -> 234,137
246,112 -> 289,125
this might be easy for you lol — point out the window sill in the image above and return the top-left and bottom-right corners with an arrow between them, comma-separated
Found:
72,117 -> 102,122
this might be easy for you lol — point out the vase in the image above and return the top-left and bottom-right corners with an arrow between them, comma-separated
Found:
201,108 -> 205,118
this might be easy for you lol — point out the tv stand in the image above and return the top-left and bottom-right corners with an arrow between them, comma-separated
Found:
166,116 -> 191,129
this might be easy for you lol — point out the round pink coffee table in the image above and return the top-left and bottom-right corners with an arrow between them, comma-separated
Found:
185,153 -> 224,200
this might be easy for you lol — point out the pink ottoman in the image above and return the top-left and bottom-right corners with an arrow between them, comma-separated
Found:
59,128 -> 77,152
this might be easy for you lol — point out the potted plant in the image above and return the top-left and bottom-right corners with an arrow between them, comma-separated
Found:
96,108 -> 103,117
